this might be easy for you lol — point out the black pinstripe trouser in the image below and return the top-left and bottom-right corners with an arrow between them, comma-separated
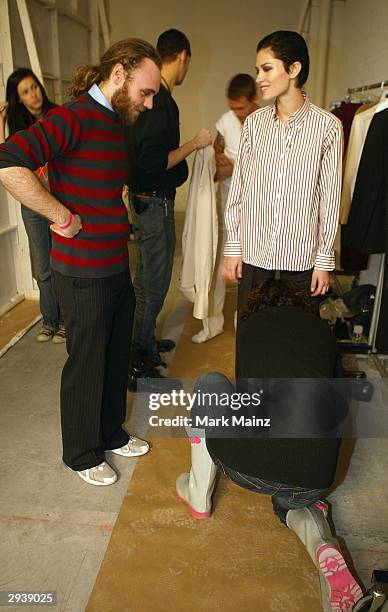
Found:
52,268 -> 135,470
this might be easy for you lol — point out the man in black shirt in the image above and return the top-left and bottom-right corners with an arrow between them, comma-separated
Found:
125,29 -> 211,387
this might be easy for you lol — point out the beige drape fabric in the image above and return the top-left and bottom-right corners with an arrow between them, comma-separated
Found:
180,146 -> 218,319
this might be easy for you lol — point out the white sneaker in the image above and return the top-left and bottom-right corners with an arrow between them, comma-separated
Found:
109,435 -> 149,458
76,461 -> 117,486
36,325 -> 54,342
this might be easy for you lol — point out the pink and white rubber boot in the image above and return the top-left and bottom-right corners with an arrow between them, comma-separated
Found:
176,436 -> 217,519
286,502 -> 363,611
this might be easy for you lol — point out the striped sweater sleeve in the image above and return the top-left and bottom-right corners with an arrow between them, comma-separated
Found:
0,106 -> 81,170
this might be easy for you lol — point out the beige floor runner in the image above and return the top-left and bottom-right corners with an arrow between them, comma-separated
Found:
87,292 -> 322,612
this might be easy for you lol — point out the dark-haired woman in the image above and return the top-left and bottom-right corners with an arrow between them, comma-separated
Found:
223,31 -> 343,308
176,280 -> 363,611
0,68 -> 65,342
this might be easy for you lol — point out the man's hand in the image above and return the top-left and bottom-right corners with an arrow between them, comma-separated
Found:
50,212 -> 82,238
194,128 -> 212,150
311,269 -> 330,296
222,256 -> 243,282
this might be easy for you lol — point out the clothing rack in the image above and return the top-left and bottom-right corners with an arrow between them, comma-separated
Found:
347,80 -> 388,94
341,80 -> 386,353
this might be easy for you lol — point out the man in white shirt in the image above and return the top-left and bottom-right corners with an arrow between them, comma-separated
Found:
192,75 -> 258,343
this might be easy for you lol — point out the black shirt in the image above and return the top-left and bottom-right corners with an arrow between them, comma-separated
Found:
206,307 -> 347,489
124,84 -> 188,194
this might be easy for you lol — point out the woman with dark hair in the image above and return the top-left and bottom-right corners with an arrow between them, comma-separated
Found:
0,68 -> 65,343
223,31 -> 343,309
176,279 -> 363,611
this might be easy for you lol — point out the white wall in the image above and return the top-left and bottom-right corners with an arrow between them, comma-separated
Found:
108,0 -> 304,208
326,0 -> 388,106
0,0 -> 100,313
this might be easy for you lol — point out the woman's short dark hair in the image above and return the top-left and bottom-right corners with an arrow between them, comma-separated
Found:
227,74 -> 257,100
157,29 -> 191,63
256,30 -> 309,88
5,68 -> 55,136
239,278 -> 317,320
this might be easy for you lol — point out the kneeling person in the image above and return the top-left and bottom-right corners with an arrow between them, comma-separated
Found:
176,279 -> 363,611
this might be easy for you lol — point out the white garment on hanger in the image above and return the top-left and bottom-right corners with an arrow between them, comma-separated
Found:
179,146 -> 217,319
190,111 -> 243,341
340,99 -> 388,224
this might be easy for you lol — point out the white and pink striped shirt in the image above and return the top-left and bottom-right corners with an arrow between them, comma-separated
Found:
224,95 -> 343,271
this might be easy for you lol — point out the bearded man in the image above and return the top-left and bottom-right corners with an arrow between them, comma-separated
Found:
0,39 -> 161,486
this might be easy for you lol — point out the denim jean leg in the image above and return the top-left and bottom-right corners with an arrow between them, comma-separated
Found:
160,200 -> 176,304
21,205 -> 61,329
272,486 -> 327,525
132,197 -> 173,354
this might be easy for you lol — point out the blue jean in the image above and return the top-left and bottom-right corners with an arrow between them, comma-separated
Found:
131,196 -> 176,356
21,205 -> 61,329
213,457 -> 326,525
193,372 -> 327,525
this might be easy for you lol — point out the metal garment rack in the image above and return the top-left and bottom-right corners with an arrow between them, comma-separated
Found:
342,80 -> 387,354
347,80 -> 388,94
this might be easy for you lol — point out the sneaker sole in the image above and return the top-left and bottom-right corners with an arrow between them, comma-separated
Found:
176,490 -> 211,520
317,544 -> 363,611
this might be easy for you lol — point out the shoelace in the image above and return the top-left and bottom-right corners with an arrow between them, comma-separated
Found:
121,438 -> 137,453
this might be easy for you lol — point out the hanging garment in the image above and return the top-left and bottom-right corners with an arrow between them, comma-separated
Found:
191,111 -> 243,342
345,108 -> 388,352
340,104 -> 377,224
331,101 -> 362,153
340,99 -> 388,224
339,101 -> 388,269
179,146 -> 218,319
345,108 -> 388,254
331,102 -> 368,269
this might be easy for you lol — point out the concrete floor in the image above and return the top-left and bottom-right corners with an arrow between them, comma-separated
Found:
0,237 -> 191,612
1,217 -> 388,610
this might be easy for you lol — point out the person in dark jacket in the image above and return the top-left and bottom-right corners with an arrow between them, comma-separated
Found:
125,29 -> 212,388
176,279 -> 362,612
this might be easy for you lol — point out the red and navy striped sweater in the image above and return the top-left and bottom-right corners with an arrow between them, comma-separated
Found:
0,94 -> 129,278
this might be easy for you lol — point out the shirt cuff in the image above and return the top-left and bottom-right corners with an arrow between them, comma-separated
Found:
224,241 -> 242,257
314,251 -> 335,271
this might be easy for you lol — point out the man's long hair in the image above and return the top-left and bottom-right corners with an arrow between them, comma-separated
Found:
68,38 -> 161,99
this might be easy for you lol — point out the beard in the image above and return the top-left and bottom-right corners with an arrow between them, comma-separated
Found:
111,84 -> 144,125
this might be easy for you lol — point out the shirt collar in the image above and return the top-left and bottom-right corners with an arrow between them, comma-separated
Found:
272,91 -> 310,126
88,83 -> 114,112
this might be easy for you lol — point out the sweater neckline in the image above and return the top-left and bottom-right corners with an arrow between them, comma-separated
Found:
83,92 -> 118,119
